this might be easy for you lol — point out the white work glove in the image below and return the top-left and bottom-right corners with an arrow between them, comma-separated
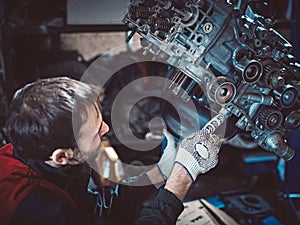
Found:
157,129 -> 177,180
175,114 -> 225,182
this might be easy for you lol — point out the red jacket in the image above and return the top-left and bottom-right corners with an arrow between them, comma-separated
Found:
0,144 -> 77,225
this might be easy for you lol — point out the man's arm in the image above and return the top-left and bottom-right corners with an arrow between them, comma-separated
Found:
134,191 -> 183,224
134,164 -> 192,225
164,163 -> 192,201
135,115 -> 224,225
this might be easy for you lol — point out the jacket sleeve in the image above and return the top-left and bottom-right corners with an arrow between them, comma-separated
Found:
11,186 -> 113,225
134,187 -> 184,225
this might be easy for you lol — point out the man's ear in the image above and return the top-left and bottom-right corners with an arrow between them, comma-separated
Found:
47,148 -> 74,166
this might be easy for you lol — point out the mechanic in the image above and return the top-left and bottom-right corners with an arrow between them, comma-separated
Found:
0,76 -> 222,225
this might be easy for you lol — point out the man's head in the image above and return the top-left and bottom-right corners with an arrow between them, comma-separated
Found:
4,76 -> 109,167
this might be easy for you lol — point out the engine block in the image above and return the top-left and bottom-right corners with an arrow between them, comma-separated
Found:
123,0 -> 300,161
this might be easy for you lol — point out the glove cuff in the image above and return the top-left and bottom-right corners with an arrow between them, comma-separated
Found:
157,163 -> 169,181
175,148 -> 199,182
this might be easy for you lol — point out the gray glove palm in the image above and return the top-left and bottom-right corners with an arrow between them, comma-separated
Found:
157,129 -> 177,180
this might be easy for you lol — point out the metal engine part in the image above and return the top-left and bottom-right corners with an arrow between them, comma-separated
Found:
223,194 -> 273,224
123,0 -> 300,161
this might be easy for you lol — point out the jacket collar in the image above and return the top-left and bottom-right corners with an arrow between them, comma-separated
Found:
13,147 -> 91,190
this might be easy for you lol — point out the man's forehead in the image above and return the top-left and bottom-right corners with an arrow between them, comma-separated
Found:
78,103 -> 101,125
77,104 -> 102,134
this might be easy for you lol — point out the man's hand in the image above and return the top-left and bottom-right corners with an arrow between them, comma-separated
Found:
175,114 -> 225,181
147,130 -> 177,187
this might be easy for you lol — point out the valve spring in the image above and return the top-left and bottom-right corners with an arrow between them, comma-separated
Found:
129,6 -> 152,18
153,18 -> 172,31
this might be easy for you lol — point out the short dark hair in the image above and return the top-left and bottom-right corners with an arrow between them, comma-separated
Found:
4,76 -> 101,160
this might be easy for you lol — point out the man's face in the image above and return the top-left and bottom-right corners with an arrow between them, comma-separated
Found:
75,103 -> 110,162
